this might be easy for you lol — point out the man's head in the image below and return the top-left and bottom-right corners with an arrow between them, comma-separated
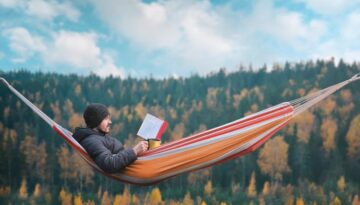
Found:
83,103 -> 111,133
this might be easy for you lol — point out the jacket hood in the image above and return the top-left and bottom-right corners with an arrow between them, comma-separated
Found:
73,127 -> 105,142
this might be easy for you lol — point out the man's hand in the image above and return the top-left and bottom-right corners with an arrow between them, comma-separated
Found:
132,141 -> 149,155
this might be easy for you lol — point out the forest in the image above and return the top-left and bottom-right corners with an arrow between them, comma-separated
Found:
0,59 -> 360,204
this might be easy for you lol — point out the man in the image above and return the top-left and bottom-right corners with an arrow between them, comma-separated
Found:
73,103 -> 148,173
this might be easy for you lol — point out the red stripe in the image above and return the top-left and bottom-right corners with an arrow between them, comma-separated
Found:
142,104 -> 293,156
143,103 -> 291,156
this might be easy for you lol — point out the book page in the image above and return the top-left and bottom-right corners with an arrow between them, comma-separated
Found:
137,113 -> 166,140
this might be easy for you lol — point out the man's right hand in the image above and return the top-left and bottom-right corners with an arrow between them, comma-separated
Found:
132,141 -> 149,155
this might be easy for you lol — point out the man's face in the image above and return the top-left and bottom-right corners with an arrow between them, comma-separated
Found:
98,115 -> 112,134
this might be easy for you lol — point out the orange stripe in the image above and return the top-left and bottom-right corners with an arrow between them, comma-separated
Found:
122,116 -> 290,179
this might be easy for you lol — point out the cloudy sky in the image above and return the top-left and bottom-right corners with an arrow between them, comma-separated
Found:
0,0 -> 360,78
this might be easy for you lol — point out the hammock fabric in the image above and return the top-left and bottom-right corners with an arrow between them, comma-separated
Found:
1,74 -> 359,185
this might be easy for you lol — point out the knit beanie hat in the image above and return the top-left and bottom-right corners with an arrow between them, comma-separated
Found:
83,103 -> 110,128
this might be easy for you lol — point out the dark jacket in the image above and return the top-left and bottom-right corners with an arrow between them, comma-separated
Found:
73,128 -> 137,173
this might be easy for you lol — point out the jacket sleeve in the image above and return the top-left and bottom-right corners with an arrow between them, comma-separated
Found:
81,136 -> 137,173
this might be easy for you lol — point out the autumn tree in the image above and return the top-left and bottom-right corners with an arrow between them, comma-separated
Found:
291,111 -> 315,143
257,136 -> 290,183
346,115 -> 360,159
337,176 -> 346,192
149,187 -> 163,205
57,145 -> 72,187
183,192 -> 194,205
321,118 -> 337,154
33,183 -> 41,198
59,188 -> 72,205
18,177 -> 28,199
204,180 -> 213,197
262,181 -> 270,195
101,191 -> 112,205
247,171 -> 257,198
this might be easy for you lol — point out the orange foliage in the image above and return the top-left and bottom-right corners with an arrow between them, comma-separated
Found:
257,136 -> 290,181
346,115 -> 360,158
320,118 -> 337,153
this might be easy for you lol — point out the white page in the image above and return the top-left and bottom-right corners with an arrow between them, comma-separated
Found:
137,113 -> 164,140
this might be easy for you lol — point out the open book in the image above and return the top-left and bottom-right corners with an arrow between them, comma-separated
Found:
137,113 -> 168,140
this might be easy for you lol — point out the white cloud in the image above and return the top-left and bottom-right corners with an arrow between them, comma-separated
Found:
342,11 -> 360,41
92,0 -> 236,74
44,31 -> 125,77
297,0 -> 359,16
0,0 -> 80,21
3,27 -> 46,62
3,27 -> 124,77
45,31 -> 101,68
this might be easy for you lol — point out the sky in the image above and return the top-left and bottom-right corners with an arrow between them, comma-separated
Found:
0,0 -> 360,78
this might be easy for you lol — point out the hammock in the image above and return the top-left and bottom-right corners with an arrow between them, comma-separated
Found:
1,74 -> 359,185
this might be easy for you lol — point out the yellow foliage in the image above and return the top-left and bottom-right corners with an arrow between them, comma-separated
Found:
257,136 -> 290,181
206,87 -> 219,109
113,194 -> 122,205
200,201 -> 207,205
68,113 -> 83,129
132,194 -> 140,205
330,196 -> 342,205
204,180 -> 212,196
183,192 -> 194,205
337,176 -> 346,192
119,186 -> 131,205
247,171 -> 257,197
321,97 -> 336,116
262,181 -> 270,195
75,84 -> 81,96
33,183 -> 41,198
101,191 -> 112,205
292,111 -> 315,143
296,197 -> 305,205
59,188 -> 72,205
321,118 -> 337,153
346,115 -> 360,158
134,102 -> 147,119
74,193 -> 83,205
340,89 -> 352,103
149,187 -> 162,205
18,177 -> 28,199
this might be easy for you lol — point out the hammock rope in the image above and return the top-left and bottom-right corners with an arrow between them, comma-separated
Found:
1,73 -> 359,185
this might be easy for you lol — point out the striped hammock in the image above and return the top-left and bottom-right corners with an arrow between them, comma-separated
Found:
1,74 -> 359,185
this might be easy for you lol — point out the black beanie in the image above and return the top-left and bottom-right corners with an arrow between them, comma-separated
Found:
83,103 -> 110,128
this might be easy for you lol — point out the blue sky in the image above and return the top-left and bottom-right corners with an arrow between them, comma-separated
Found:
0,0 -> 360,78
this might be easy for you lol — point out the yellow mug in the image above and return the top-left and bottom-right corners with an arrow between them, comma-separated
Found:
148,139 -> 161,150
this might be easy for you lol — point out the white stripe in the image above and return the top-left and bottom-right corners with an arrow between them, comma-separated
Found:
108,119 -> 290,184
141,111 -> 293,160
